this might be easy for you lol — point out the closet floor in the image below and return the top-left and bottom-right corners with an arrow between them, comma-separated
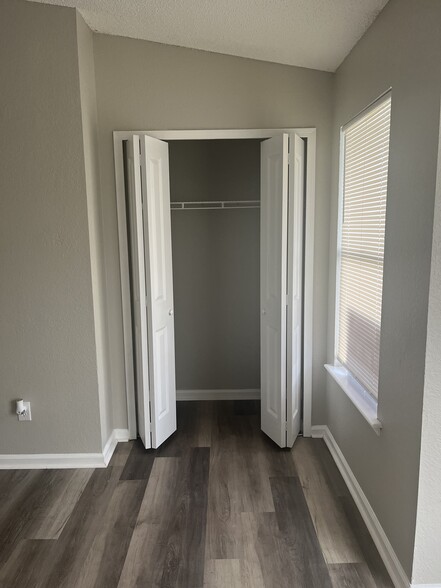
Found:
0,400 -> 394,588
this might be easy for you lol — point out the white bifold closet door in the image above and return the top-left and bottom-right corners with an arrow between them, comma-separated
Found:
260,133 -> 304,448
128,134 -> 177,449
126,136 -> 151,448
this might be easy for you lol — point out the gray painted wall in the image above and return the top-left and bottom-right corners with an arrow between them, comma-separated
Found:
412,101 -> 441,585
169,140 -> 260,390
326,0 -> 441,577
93,35 -> 333,427
0,0 -> 102,453
76,12 -> 113,448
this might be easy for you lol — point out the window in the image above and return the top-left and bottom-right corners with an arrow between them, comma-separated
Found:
335,93 -> 391,402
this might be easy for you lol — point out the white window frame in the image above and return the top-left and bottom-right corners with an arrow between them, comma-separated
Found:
326,91 -> 392,435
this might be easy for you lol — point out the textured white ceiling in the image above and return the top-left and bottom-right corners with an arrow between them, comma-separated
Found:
28,0 -> 389,72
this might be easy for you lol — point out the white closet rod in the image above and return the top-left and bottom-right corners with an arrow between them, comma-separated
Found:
171,200 -> 260,210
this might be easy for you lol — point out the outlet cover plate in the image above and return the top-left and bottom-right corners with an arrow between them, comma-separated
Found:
18,402 -> 32,421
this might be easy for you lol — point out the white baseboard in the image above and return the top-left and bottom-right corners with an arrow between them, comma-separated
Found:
102,428 -> 130,466
0,428 -> 130,470
311,425 -> 411,588
176,389 -> 260,401
0,453 -> 108,469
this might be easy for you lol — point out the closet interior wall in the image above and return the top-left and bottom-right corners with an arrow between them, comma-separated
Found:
168,139 -> 261,393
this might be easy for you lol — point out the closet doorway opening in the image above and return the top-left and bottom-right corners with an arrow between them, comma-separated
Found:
169,139 -> 261,406
114,128 -> 316,450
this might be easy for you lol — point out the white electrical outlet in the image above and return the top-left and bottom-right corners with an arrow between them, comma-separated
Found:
18,401 -> 32,421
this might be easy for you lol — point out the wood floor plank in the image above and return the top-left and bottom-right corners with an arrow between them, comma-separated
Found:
0,470 -> 54,545
77,479 -> 147,588
206,449 -> 244,560
328,562 -> 378,588
166,447 -> 210,588
109,440 -> 134,467
242,511 -> 290,588
292,438 -> 364,564
206,435 -> 293,561
247,509 -> 334,588
119,448 -> 210,588
155,401 -> 213,457
0,470 -> 42,568
209,449 -> 274,516
211,401 -> 285,457
0,539 -> 55,588
118,457 -> 184,586
312,440 -> 351,498
204,559 -> 244,588
233,399 -> 260,415
210,401 -> 244,454
241,451 -> 276,513
117,523 -> 163,587
195,400 -> 214,448
40,465 -> 124,587
205,510 -> 244,560
120,440 -> 155,480
0,469 -> 66,569
239,513 -> 266,588
340,496 -> 395,587
28,468 -> 93,539
211,401 -> 263,455
259,444 -> 298,478
270,476 -> 334,587
137,458 -> 182,524
0,470 -> 39,523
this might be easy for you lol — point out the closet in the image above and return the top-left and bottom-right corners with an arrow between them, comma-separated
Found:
121,131 -> 305,450
169,139 -> 261,396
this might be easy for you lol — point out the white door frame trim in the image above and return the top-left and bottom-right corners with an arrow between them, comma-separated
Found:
113,128 -> 316,439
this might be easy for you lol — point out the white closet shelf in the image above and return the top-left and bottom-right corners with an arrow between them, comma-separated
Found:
171,200 -> 260,210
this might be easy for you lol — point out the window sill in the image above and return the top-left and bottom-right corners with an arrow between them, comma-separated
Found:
324,364 -> 382,435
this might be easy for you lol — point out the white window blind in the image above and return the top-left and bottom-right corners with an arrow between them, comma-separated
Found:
337,95 -> 391,399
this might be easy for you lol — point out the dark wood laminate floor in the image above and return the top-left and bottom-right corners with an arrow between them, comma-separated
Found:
0,401 -> 394,588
